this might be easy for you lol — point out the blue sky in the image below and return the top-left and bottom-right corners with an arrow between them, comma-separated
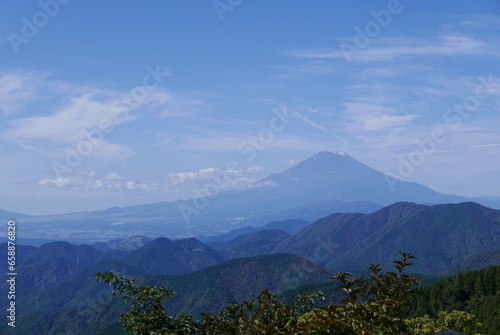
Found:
1,1 -> 499,215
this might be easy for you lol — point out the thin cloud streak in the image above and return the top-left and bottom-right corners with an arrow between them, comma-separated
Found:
288,33 -> 497,62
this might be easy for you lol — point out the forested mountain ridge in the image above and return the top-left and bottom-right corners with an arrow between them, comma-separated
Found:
213,229 -> 291,259
402,265 -> 500,335
199,218 -> 310,244
0,237 -> 226,316
10,254 -> 497,334
274,201 -> 500,274
3,253 -> 332,334
121,237 -> 226,275
211,201 -> 500,275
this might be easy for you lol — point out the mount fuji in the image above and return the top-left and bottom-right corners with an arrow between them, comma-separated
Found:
8,151 -> 499,243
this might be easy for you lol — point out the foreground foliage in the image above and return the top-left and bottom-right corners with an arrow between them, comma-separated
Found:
96,272 -> 196,334
405,310 -> 479,334
402,265 -> 500,335
97,252 -> 481,334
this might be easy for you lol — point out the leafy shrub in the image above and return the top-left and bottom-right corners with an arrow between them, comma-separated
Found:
97,252 -> 480,334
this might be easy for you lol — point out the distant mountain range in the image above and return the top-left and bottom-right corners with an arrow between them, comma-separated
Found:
2,238 -> 331,329
121,237 -> 226,275
212,201 -> 500,274
4,151 -> 500,244
2,199 -> 500,334
5,201 -> 499,316
0,236 -> 229,316
199,218 -> 310,244
92,235 -> 154,252
0,208 -> 29,220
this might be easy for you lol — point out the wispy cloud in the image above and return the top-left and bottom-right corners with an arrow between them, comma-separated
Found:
288,33 -> 497,62
6,95 -> 129,143
468,143 -> 500,149
157,93 -> 204,118
153,131 -> 172,147
39,171 -> 158,191
91,142 -> 134,161
167,166 -> 266,193
168,168 -> 241,185
361,113 -> 419,131
178,130 -> 346,153
441,14 -> 500,31
178,131 -> 247,151
1,72 -> 200,161
288,108 -> 348,144
270,60 -> 335,78
0,71 -> 45,115
341,101 -> 419,131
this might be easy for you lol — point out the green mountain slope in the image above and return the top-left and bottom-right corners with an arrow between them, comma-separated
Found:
11,260 -> 144,315
0,242 -> 102,308
122,237 -> 226,275
6,253 -> 331,334
402,265 -> 500,335
19,241 -> 101,267
147,253 -> 332,317
447,247 -> 500,273
0,237 -> 225,317
215,229 -> 291,259
277,202 -> 500,274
